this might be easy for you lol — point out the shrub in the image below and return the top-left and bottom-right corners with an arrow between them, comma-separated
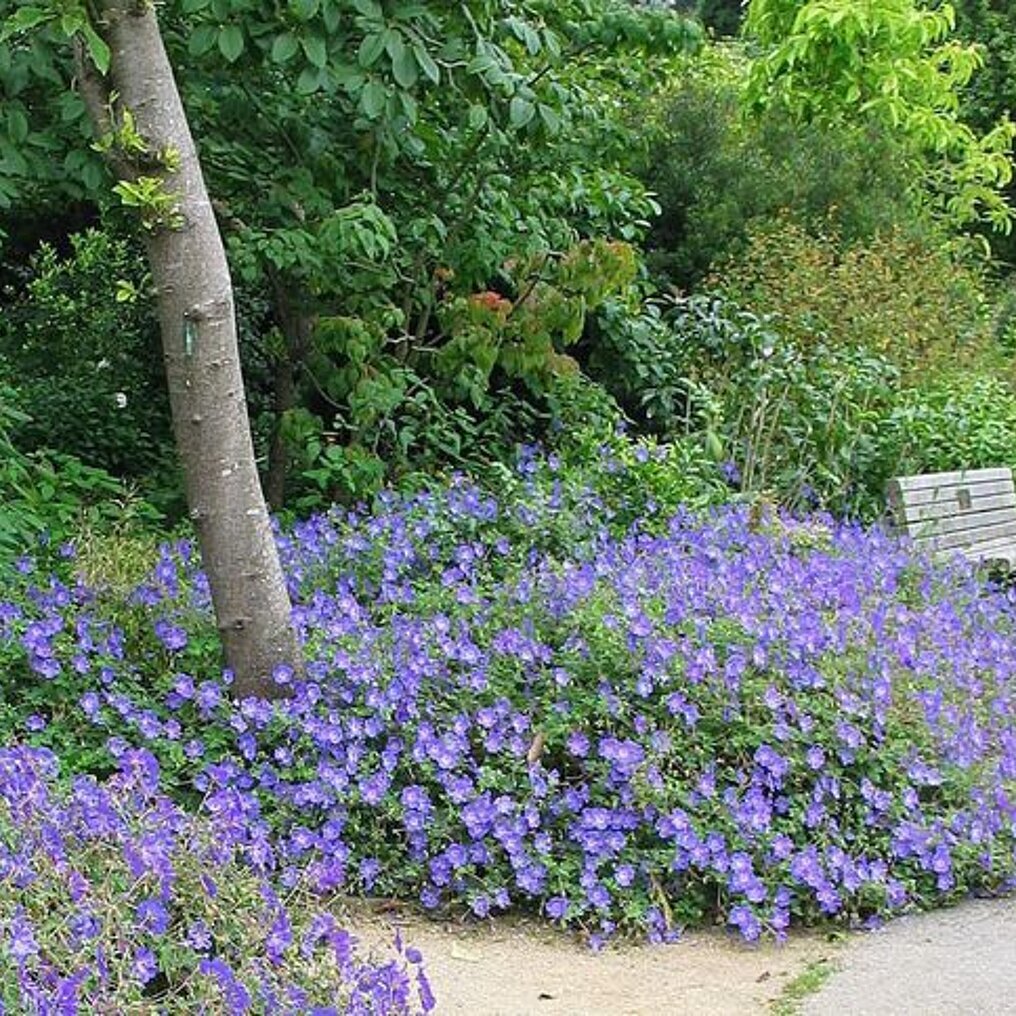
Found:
639,58 -> 926,290
677,222 -> 1016,514
0,228 -> 173,481
0,387 -> 161,566
872,373 -> 1016,484
605,293 -> 901,517
583,297 -> 701,436
0,744 -> 434,1013
1,463 -> 1014,946
710,219 -> 995,376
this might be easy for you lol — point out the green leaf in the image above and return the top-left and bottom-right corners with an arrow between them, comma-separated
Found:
351,0 -> 382,18
398,90 -> 418,124
384,28 -> 403,60
187,24 -> 218,57
391,42 -> 418,89
296,65 -> 324,94
59,10 -> 85,37
358,32 -> 386,68
81,24 -> 110,74
538,103 -> 561,134
0,6 -> 52,39
467,104 -> 488,130
181,0 -> 210,13
322,0 -> 341,32
413,43 -> 439,84
333,62 -> 365,92
509,95 -> 534,129
6,108 -> 28,145
271,32 -> 300,64
218,24 -> 245,63
302,34 -> 327,69
361,79 -> 387,118
289,0 -> 320,19
81,160 -> 104,192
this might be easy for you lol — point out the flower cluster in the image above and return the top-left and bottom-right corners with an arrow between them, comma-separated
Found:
0,745 -> 433,1013
1,464 -> 1015,950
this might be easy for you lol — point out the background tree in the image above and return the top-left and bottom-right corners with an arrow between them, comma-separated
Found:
744,0 -> 1015,230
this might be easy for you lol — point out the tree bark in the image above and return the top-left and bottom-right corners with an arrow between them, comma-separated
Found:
78,0 -> 299,698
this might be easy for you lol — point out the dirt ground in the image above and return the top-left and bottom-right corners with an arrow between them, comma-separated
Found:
346,904 -> 837,1016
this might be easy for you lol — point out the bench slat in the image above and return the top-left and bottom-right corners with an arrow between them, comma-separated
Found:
924,518 -> 1016,553
890,479 -> 1016,511
961,538 -> 1016,566
889,467 -> 1016,566
889,467 -> 1013,493
906,506 -> 1016,541
899,491 -> 1016,524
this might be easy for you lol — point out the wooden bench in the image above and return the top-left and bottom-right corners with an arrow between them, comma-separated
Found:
887,467 -> 1016,567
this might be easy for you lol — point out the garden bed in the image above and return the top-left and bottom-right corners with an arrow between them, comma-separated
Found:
2,469 -> 1015,1007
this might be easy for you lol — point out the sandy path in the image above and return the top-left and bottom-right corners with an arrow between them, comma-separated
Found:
346,906 -> 835,1015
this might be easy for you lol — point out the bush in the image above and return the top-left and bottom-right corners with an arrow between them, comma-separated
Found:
710,219 -> 995,375
0,228 -> 172,481
666,221 -> 1016,515
0,745 -> 434,1013
0,387 -> 161,565
1,462 -> 1014,945
639,58 -> 926,290
873,373 -> 1016,482
582,297 -> 700,436
600,293 -> 901,517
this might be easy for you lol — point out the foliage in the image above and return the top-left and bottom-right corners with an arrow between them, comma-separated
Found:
167,0 -> 697,507
0,228 -> 172,481
668,224 -> 1016,514
2,0 -> 702,511
0,387 -> 158,564
953,0 -> 1016,264
639,48 -> 927,289
0,744 -> 434,1012
874,372 -> 1016,481
744,0 -> 1015,230
650,293 -> 901,515
272,238 -> 640,508
1,460 -> 1014,946
709,219 -> 996,375
583,297 -> 699,434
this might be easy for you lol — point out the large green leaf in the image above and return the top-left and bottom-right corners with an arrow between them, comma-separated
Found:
302,34 -> 327,69
217,24 -> 245,63
271,32 -> 300,64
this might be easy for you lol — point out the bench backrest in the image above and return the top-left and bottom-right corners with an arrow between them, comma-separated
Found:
887,467 -> 1016,555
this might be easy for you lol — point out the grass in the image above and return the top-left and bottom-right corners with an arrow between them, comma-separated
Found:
770,955 -> 840,1015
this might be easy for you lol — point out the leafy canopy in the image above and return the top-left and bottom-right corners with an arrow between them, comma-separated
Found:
744,0 -> 1015,230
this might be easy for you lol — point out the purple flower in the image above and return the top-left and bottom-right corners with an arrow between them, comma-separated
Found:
132,947 -> 159,985
8,910 -> 39,964
154,619 -> 188,652
135,897 -> 170,936
187,920 -> 213,952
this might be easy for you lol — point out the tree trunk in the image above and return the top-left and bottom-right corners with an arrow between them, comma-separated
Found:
78,1 -> 299,698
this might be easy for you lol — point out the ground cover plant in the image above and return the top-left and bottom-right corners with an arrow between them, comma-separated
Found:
0,452 -> 1014,963
0,743 -> 434,1012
